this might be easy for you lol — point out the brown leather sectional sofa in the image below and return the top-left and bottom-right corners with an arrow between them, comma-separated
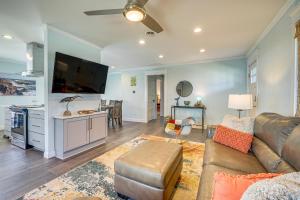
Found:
197,113 -> 300,200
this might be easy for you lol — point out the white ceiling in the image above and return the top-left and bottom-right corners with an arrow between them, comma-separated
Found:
0,0 -> 287,68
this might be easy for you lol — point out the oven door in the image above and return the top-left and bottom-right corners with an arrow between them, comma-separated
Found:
11,110 -> 27,140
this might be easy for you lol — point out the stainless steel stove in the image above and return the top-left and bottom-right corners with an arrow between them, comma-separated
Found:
9,105 -> 43,149
9,106 -> 29,149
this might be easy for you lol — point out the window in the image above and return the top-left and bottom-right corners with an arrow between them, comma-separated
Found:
250,67 -> 257,84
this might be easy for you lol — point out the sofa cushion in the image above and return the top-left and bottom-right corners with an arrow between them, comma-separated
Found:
203,139 -> 266,174
254,113 -> 300,156
197,165 -> 246,200
252,137 -> 296,173
213,125 -> 253,153
211,172 -> 281,200
114,141 -> 182,189
282,125 -> 300,171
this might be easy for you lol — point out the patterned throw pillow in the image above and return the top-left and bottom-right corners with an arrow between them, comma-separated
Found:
221,114 -> 254,134
212,172 -> 281,200
213,125 -> 253,153
241,172 -> 300,200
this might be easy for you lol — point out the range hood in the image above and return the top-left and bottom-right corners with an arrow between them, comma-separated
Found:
21,42 -> 44,77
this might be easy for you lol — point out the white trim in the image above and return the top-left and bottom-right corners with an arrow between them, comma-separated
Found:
290,3 -> 300,116
294,38 -> 298,116
123,118 -> 147,123
43,24 -> 53,158
47,25 -> 102,50
144,70 -> 167,123
110,56 -> 245,73
247,0 -> 295,56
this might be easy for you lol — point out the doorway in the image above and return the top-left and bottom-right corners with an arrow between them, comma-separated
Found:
147,75 -> 164,122
248,59 -> 258,117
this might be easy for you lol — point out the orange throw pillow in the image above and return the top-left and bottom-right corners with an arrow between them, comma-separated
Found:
212,172 -> 281,200
213,125 -> 253,153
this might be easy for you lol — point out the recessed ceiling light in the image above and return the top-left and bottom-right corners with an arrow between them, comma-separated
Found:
139,39 -> 146,45
200,48 -> 206,53
111,66 -> 116,69
193,27 -> 202,33
158,54 -> 164,59
2,34 -> 13,40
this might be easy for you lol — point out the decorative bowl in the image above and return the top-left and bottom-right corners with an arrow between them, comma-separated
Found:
77,110 -> 97,115
184,101 -> 191,106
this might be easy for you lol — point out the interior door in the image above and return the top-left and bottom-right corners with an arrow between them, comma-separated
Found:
89,115 -> 106,143
147,76 -> 157,121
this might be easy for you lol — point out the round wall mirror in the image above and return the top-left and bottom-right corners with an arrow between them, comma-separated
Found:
176,81 -> 193,97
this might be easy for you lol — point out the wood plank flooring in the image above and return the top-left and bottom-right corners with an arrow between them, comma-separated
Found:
0,118 -> 206,200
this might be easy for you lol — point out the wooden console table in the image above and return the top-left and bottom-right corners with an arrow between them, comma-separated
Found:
171,106 -> 206,132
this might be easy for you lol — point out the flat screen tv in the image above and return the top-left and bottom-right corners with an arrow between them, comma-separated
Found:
52,52 -> 109,94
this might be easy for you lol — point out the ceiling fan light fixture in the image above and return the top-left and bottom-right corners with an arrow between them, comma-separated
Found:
124,5 -> 146,22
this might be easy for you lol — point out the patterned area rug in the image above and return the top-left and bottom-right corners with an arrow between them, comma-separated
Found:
24,135 -> 205,200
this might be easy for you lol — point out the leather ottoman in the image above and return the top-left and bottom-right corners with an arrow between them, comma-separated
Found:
114,141 -> 183,200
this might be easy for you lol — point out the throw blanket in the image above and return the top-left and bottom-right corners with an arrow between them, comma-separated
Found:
241,172 -> 300,200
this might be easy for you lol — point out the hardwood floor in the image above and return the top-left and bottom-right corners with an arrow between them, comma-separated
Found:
0,118 -> 206,200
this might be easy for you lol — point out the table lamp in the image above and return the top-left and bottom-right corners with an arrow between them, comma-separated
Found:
194,96 -> 204,107
228,94 -> 253,118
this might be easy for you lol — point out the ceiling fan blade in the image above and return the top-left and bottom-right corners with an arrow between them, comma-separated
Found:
84,9 -> 123,16
136,0 -> 149,7
142,14 -> 163,33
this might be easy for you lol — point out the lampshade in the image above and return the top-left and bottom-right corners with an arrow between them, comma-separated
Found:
228,94 -> 253,110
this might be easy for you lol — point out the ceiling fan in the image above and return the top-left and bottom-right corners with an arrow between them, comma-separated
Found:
84,0 -> 163,33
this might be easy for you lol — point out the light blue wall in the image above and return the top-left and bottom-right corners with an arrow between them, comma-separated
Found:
45,27 -> 102,157
0,58 -> 44,129
166,59 -> 247,124
104,58 -> 247,125
248,2 -> 297,116
103,71 -> 146,121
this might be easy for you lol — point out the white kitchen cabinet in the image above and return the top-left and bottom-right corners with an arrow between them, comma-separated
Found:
64,117 -> 89,151
54,112 -> 107,160
89,115 -> 107,143
28,109 -> 45,151
4,107 -> 11,138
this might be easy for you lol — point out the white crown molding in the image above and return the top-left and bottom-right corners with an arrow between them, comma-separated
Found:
46,24 -> 102,50
246,0 -> 296,57
109,55 -> 246,73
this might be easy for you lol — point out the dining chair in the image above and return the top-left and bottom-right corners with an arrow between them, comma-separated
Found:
100,99 -> 107,111
108,100 -> 122,128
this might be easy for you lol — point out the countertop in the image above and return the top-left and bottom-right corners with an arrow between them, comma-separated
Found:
53,111 -> 107,120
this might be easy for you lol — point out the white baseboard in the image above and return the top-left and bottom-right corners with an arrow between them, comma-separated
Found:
192,124 -> 208,129
44,150 -> 56,159
123,118 -> 147,123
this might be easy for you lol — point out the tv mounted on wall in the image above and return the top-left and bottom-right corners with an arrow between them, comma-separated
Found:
52,52 -> 109,94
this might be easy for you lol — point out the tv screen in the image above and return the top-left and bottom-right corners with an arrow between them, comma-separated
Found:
52,52 -> 108,94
